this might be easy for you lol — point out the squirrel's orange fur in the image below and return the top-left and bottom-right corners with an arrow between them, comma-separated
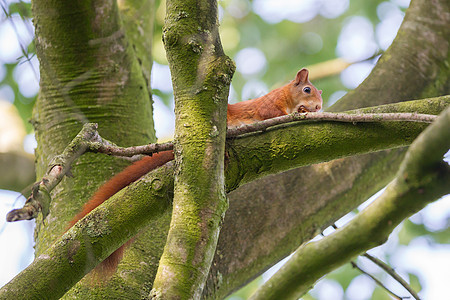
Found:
227,68 -> 322,126
68,151 -> 174,280
69,68 -> 322,280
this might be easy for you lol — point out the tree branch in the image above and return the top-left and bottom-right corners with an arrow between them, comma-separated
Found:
350,261 -> 403,300
226,111 -> 436,138
1,99 -> 447,299
249,107 -> 450,300
210,0 -> 450,295
0,162 -> 174,300
362,253 -> 420,300
332,224 -> 419,299
225,98 -> 448,189
95,110 -> 439,156
6,124 -> 101,221
150,0 -> 234,298
7,98 -> 446,223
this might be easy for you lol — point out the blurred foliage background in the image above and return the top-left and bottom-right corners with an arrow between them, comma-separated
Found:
1,0 -> 449,299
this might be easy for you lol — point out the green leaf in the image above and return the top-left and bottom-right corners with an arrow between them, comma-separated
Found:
408,272 -> 423,294
326,263 -> 360,291
399,219 -> 450,245
2,64 -> 36,133
8,2 -> 32,19
428,226 -> 450,244
372,285 -> 396,300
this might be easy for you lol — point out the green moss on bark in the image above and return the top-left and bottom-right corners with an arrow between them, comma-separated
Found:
31,0 -> 156,286
152,0 -> 235,298
225,98 -> 449,189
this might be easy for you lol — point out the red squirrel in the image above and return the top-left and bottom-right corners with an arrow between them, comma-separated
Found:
69,68 -> 322,279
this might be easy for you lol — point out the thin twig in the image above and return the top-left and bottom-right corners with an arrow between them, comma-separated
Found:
351,261 -> 406,300
95,141 -> 174,157
5,111 -> 438,221
0,3 -> 39,81
332,224 -> 418,299
6,124 -> 101,221
226,112 -> 436,138
363,253 -> 421,300
97,112 -> 437,157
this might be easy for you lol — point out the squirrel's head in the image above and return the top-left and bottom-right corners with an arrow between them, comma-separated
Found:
290,68 -> 323,113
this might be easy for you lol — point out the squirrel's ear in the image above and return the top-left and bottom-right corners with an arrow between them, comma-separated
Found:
295,68 -> 309,84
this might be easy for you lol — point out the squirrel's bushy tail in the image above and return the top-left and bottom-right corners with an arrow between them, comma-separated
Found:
68,150 -> 175,281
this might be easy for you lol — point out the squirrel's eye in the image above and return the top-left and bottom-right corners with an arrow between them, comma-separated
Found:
303,87 -> 311,93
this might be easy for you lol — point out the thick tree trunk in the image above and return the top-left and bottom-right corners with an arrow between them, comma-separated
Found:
31,0 -> 157,297
151,0 -> 233,298
204,0 -> 450,297
0,0 -> 448,299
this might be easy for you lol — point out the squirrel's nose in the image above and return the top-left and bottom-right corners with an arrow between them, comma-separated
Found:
315,104 -> 321,111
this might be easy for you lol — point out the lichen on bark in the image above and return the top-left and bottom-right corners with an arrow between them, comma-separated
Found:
1,0 -> 448,299
151,0 -> 235,298
30,0 -> 157,297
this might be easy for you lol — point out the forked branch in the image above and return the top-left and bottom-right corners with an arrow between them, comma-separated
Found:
249,107 -> 450,300
5,107 -> 442,222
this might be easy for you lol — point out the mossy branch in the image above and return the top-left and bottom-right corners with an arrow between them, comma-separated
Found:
151,0 -> 234,298
98,110 -> 439,156
7,98 -> 446,223
1,99 -> 447,299
85,110 -> 440,156
0,163 -> 174,300
223,0 -> 450,296
249,107 -> 450,300
6,124 -> 101,221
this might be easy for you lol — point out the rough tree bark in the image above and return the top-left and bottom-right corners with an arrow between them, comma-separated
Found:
29,0 -> 159,297
1,99 -> 446,299
249,107 -> 450,299
0,0 -> 448,299
151,0 -> 234,298
204,0 -> 449,296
